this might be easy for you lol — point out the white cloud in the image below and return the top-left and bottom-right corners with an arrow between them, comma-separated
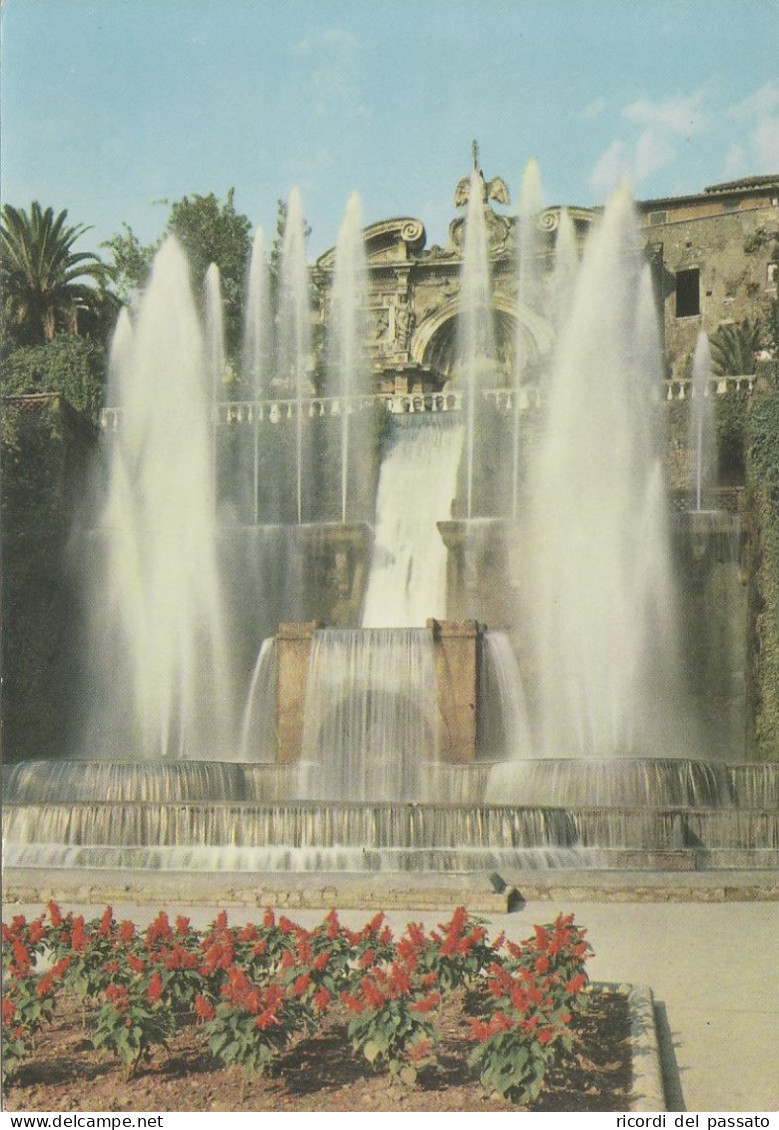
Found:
590,140 -> 629,195
723,81 -> 779,174
727,81 -> 779,122
292,27 -> 369,121
753,116 -> 779,170
634,128 -> 677,182
724,143 -> 747,178
623,92 -> 708,136
582,98 -> 606,121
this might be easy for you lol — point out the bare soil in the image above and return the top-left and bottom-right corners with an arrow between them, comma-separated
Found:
3,989 -> 631,1113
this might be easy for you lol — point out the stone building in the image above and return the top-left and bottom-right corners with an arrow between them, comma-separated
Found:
312,162 -> 779,395
636,174 -> 779,382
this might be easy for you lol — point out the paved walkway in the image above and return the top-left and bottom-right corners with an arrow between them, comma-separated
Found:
7,896 -> 777,1112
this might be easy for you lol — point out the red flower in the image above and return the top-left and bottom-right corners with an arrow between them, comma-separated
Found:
312,951 -> 330,972
128,953 -> 146,974
405,1038 -> 433,1062
146,971 -> 164,1002
533,925 -> 550,951
537,1027 -> 555,1045
312,987 -> 331,1012
2,997 -> 17,1025
106,983 -> 130,1010
292,973 -> 311,997
388,963 -> 411,996
262,907 -> 275,928
71,918 -> 88,954
279,916 -> 294,935
280,949 -> 295,970
118,920 -> 135,943
510,984 -> 529,1013
364,912 -> 385,937
194,995 -> 216,1021
295,931 -> 312,965
325,908 -> 340,939
28,919 -> 45,945
409,992 -> 440,1013
361,979 -> 387,1009
214,911 -> 229,931
11,939 -> 31,975
47,901 -> 62,928
340,992 -> 365,1014
359,947 -> 376,968
535,955 -> 550,974
99,906 -> 114,936
255,1007 -> 280,1031
566,973 -> 587,994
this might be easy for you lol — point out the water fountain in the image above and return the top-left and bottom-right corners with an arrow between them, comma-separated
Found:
3,168 -> 776,888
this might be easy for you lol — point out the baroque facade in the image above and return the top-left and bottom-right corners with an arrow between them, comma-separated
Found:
312,160 -> 779,395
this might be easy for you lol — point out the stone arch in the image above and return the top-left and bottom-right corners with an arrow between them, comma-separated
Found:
410,296 -> 554,384
311,688 -> 436,801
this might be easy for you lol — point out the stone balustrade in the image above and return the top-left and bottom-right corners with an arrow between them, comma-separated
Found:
100,378 -> 755,430
665,375 -> 756,400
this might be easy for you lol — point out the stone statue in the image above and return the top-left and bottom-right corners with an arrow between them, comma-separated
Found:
454,140 -> 511,209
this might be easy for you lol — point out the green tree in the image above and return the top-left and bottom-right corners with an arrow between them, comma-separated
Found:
3,335 -> 107,426
0,203 -> 113,348
104,190 -> 253,359
709,317 -> 767,376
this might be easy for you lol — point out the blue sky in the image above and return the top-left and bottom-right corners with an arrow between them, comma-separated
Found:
2,0 -> 778,257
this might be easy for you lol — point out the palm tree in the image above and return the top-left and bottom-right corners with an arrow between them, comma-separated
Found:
708,317 -> 766,376
0,202 -> 113,345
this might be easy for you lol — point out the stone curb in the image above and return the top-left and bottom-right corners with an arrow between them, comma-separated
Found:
3,868 -> 777,910
617,982 -> 667,1112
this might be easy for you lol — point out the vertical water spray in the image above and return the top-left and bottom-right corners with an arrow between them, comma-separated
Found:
278,189 -> 312,524
551,208 -> 578,332
204,264 -> 225,510
512,159 -> 543,517
526,184 -> 681,757
457,169 -> 495,519
327,192 -> 369,524
691,331 -> 715,511
90,238 -> 233,759
243,227 -> 271,522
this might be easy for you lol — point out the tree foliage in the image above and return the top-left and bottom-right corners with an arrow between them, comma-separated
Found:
103,190 -> 253,358
709,317 -> 767,376
3,335 -> 107,426
0,203 -> 114,349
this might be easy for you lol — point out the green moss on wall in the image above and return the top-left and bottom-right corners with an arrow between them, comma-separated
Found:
744,377 -> 779,760
1,396 -> 95,762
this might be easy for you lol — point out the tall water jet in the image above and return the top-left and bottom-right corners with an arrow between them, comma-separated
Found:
526,184 -> 682,758
243,228 -> 271,523
277,188 -> 312,524
512,159 -> 543,517
204,263 -> 226,401
86,238 -> 233,760
106,306 -> 134,407
691,331 -> 716,511
204,263 -> 225,508
457,165 -> 496,519
551,208 -> 578,332
327,192 -> 369,524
